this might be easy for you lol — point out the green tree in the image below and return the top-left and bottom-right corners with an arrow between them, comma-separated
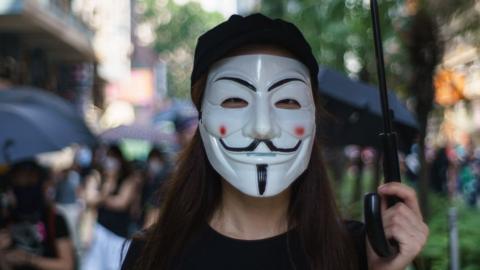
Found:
260,0 -> 410,94
139,0 -> 224,98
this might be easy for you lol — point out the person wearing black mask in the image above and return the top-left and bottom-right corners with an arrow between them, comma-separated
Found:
0,160 -> 75,270
141,147 -> 171,228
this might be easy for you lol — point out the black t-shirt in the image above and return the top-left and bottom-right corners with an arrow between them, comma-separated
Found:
121,220 -> 368,270
10,210 -> 70,270
97,177 -> 132,238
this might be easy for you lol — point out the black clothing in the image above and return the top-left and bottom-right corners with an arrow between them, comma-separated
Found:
143,163 -> 171,208
97,180 -> 131,238
121,220 -> 367,270
10,210 -> 70,270
97,206 -> 131,238
430,147 -> 448,193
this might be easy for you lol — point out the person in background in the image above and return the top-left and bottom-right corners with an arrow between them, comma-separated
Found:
140,147 -> 171,228
430,146 -> 449,195
81,145 -> 138,270
55,146 -> 93,259
458,141 -> 479,207
174,116 -> 198,150
0,160 -> 74,270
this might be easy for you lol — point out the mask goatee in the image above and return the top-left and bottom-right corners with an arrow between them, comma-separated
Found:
256,164 -> 267,195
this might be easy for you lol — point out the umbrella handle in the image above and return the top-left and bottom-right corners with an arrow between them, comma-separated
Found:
364,192 -> 399,258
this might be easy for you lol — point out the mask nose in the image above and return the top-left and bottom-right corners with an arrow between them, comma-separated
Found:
243,95 -> 280,140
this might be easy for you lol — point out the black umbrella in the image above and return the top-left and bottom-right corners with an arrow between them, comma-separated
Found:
0,87 -> 96,164
317,67 -> 418,151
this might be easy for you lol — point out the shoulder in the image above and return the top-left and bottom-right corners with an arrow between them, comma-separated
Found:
344,220 -> 368,270
121,231 -> 147,270
344,220 -> 365,237
55,212 -> 70,238
344,220 -> 366,250
42,207 -> 70,239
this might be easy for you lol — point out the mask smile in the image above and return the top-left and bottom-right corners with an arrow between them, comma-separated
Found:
247,153 -> 277,157
219,138 -> 302,152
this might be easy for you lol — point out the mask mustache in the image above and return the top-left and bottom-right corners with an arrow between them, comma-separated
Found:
219,139 -> 301,153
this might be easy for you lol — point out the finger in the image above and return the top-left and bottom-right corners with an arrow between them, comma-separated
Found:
378,182 -> 422,218
382,202 -> 428,237
382,203 -> 414,231
382,203 -> 430,250
383,218 -> 428,258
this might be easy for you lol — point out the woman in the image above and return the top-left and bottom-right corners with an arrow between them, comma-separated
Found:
122,14 -> 428,270
81,145 -> 138,270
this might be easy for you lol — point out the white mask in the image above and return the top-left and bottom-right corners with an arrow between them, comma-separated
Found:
199,54 -> 316,197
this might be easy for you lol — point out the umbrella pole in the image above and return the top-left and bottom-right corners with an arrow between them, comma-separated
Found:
364,0 -> 402,258
370,0 -> 401,186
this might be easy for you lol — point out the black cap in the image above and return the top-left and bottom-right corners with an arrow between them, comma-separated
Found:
191,13 -> 319,88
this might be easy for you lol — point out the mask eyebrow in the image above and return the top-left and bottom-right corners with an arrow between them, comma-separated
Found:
215,76 -> 256,92
268,78 -> 306,92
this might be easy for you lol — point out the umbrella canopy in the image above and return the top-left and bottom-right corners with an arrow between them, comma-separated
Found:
317,68 -> 418,151
100,123 -> 177,146
0,87 -> 96,164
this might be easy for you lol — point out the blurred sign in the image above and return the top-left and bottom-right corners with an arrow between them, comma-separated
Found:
100,100 -> 135,129
106,68 -> 154,105
434,69 -> 465,106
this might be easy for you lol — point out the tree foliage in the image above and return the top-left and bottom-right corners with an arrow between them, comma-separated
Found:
260,0 -> 410,94
422,195 -> 480,270
259,0 -> 479,96
139,0 -> 224,98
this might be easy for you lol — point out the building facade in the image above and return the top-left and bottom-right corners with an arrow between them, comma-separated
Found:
0,0 -> 102,116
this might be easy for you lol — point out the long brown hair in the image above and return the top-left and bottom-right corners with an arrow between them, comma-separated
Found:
133,71 -> 358,270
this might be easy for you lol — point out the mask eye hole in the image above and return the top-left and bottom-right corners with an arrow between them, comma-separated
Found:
221,97 -> 248,108
275,99 -> 301,109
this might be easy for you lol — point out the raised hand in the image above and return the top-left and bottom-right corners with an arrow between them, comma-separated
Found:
367,182 -> 429,270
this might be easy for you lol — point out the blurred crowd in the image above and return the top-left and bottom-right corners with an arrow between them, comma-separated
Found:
1,137 -> 479,270
428,142 -> 480,206
0,143 -> 174,270
343,141 -> 480,208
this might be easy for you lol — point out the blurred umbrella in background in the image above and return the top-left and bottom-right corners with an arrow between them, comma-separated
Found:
153,99 -> 198,148
0,87 -> 96,164
100,123 -> 178,161
100,123 -> 177,146
317,67 -> 418,151
153,99 -> 198,127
